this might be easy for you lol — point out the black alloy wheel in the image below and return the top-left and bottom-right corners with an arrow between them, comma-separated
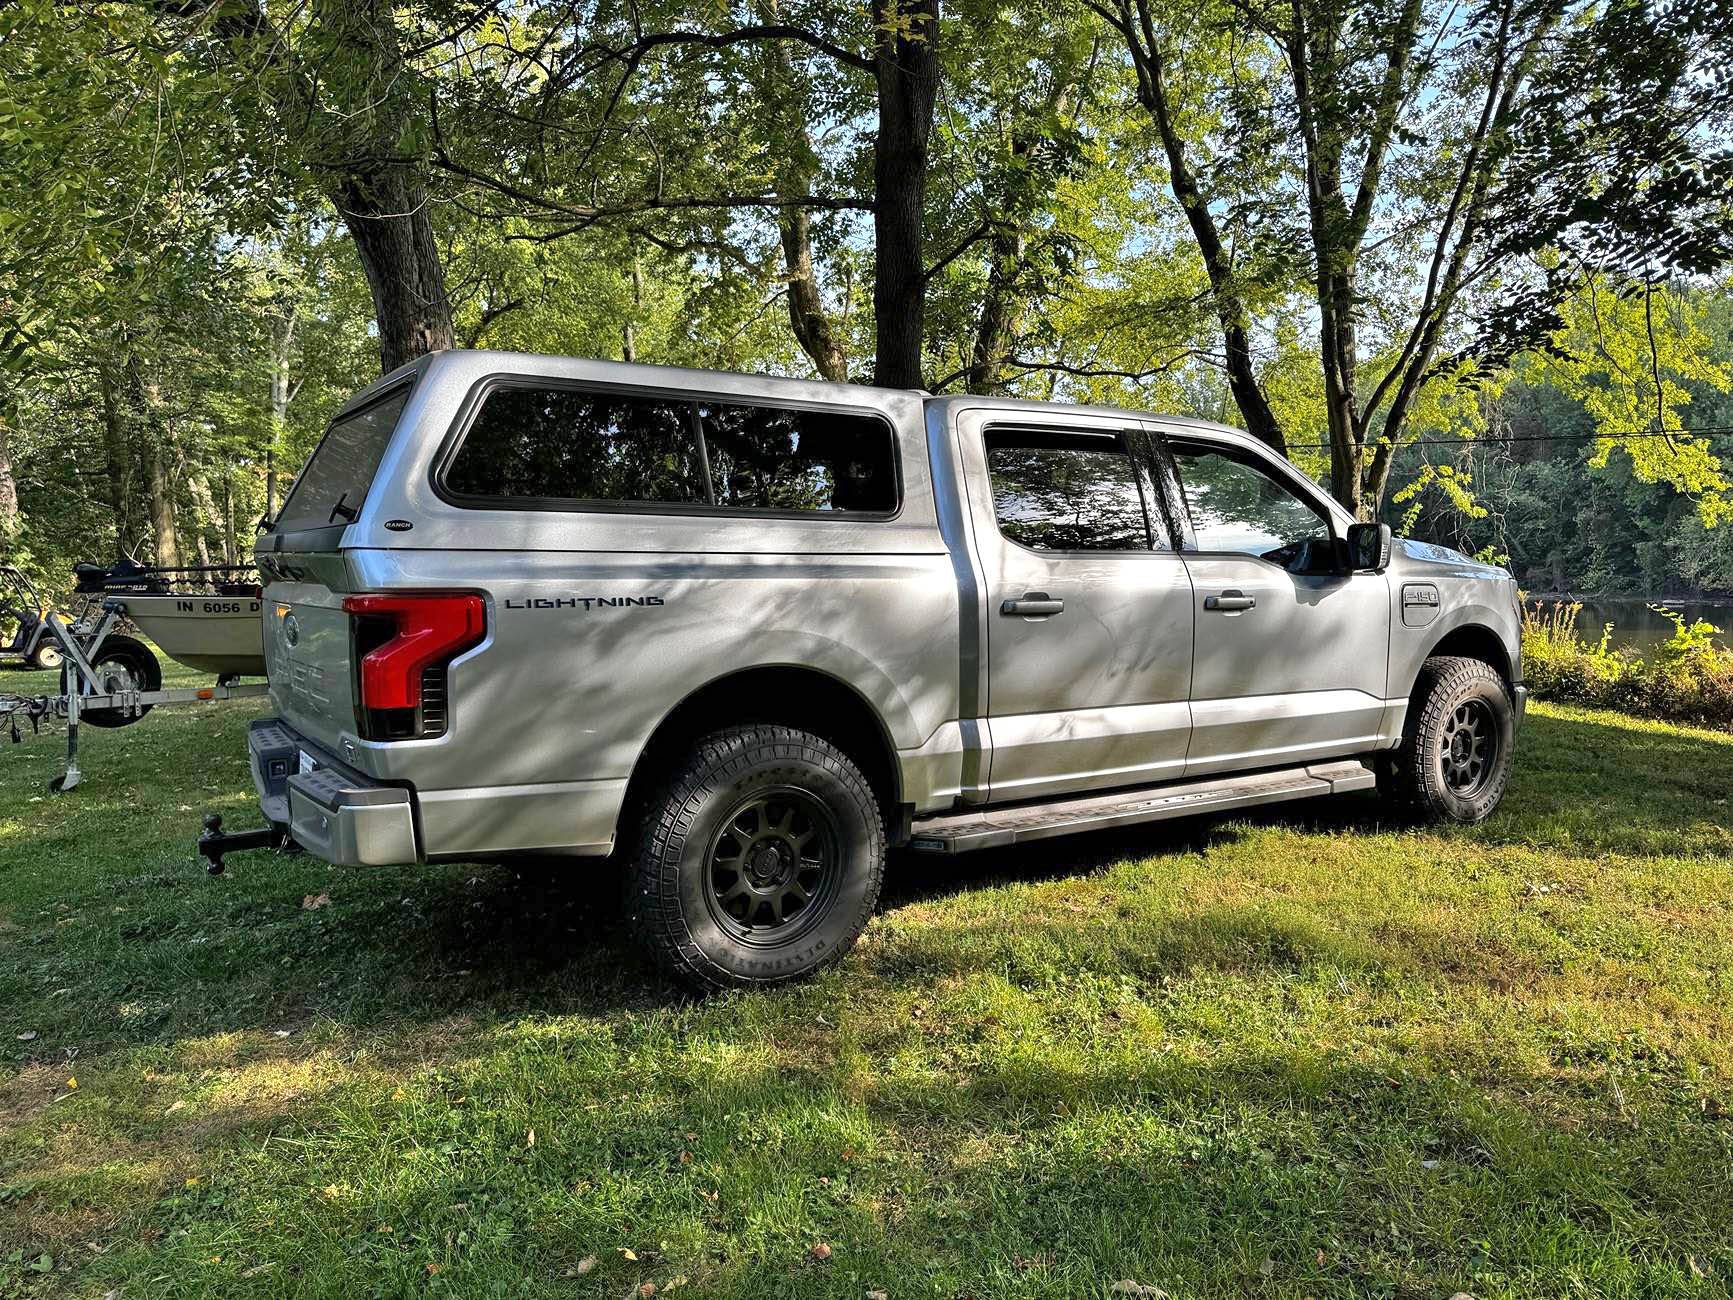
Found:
704,787 -> 841,944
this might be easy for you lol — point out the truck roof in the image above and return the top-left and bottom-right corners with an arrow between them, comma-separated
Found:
340,349 -> 1250,445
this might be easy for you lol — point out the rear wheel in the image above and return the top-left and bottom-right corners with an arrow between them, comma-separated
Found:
1385,655 -> 1515,823
64,634 -> 161,728
27,641 -> 63,671
626,725 -> 885,991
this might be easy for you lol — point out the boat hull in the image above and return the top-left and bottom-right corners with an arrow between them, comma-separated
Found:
117,595 -> 267,676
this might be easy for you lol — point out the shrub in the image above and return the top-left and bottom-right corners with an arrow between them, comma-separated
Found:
1520,600 -> 1733,730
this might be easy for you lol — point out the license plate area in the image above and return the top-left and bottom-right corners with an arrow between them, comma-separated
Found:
298,749 -> 318,775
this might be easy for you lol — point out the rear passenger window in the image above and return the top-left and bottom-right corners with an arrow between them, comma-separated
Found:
986,433 -> 1155,552
446,387 -> 706,504
698,402 -> 897,513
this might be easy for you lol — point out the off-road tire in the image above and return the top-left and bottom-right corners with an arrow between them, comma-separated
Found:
64,634 -> 161,728
626,725 -> 885,991
1387,655 -> 1515,824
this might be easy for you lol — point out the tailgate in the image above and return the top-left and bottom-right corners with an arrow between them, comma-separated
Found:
263,569 -> 356,755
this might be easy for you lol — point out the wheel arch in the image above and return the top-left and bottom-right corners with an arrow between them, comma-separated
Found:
620,664 -> 904,844
1422,622 -> 1513,692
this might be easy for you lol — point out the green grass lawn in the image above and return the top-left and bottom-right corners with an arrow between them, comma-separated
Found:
2,674 -> 1730,1299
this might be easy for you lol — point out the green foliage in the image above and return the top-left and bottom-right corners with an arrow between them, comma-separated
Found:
4,691 -> 1733,1295
1542,278 -> 1733,525
1522,600 -> 1733,730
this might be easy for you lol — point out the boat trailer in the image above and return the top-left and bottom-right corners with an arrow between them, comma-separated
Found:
0,562 -> 271,793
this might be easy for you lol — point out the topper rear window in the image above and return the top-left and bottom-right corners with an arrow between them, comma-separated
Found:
274,384 -> 412,532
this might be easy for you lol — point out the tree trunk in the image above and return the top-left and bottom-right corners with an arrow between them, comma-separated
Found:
781,207 -> 850,382
622,256 -> 642,363
267,312 -> 295,521
870,0 -> 939,389
333,164 -> 454,376
144,441 -> 181,570
188,474 -> 221,567
98,363 -> 144,557
965,226 -> 1026,394
1115,2 -> 1284,452
222,474 -> 238,565
125,355 -> 181,570
0,409 -> 18,541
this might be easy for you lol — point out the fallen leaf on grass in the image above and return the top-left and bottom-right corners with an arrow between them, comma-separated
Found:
302,893 -> 330,910
65,1076 -> 76,1089
638,1285 -> 656,1299
810,1243 -> 832,1262
867,1291 -> 888,1300
16,1031 -> 36,1041
165,1100 -> 185,1115
1690,1256 -> 1715,1279
575,1256 -> 597,1275
620,1248 -> 638,1261
1110,1283 -> 1168,1299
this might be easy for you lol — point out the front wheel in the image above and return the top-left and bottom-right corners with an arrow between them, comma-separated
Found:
1385,655 -> 1515,824
64,634 -> 162,728
626,725 -> 885,991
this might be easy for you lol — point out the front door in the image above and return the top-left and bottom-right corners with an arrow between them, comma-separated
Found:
1164,436 -> 1392,775
957,412 -> 1195,803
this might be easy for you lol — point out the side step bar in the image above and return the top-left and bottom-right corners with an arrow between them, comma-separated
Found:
906,760 -> 1376,854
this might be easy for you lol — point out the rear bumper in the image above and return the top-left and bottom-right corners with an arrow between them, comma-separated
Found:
248,719 -> 418,866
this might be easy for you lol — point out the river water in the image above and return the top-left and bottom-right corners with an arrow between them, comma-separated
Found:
1525,597 -> 1733,654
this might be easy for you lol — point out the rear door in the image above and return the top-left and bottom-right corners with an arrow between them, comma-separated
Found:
260,380 -> 415,753
1164,435 -> 1391,774
957,410 -> 1195,803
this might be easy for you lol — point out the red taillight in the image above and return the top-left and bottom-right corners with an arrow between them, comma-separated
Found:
342,593 -> 485,713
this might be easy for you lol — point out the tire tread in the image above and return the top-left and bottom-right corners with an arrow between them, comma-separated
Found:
1394,655 -> 1513,823
625,724 -> 884,991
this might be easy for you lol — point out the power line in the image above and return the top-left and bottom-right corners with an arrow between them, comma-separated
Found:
1280,426 -> 1733,452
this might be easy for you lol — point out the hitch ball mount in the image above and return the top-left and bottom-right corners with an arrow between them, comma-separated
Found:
197,813 -> 301,875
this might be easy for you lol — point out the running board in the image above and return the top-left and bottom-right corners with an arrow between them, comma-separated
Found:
906,760 -> 1376,854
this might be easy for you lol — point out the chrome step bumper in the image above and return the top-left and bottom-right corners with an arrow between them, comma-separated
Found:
907,760 -> 1376,854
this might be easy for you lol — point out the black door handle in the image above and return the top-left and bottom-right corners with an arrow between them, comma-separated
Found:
1001,592 -> 1064,617
1204,590 -> 1256,612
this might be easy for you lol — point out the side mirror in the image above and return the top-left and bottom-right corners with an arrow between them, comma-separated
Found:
1346,522 -> 1392,572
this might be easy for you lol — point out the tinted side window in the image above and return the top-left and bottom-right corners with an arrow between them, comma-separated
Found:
447,387 -> 706,504
1171,446 -> 1332,558
698,402 -> 897,513
986,434 -> 1153,551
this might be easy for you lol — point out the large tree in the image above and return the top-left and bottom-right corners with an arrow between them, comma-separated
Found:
1093,0 -> 1733,516
427,0 -> 945,386
169,0 -> 462,375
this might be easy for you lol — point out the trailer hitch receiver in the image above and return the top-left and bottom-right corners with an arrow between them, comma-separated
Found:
197,813 -> 301,875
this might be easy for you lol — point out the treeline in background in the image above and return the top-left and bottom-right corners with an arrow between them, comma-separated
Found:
3,0 -> 1733,608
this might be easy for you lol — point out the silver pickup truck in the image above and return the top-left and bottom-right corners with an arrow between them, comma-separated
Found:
227,350 -> 1523,989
